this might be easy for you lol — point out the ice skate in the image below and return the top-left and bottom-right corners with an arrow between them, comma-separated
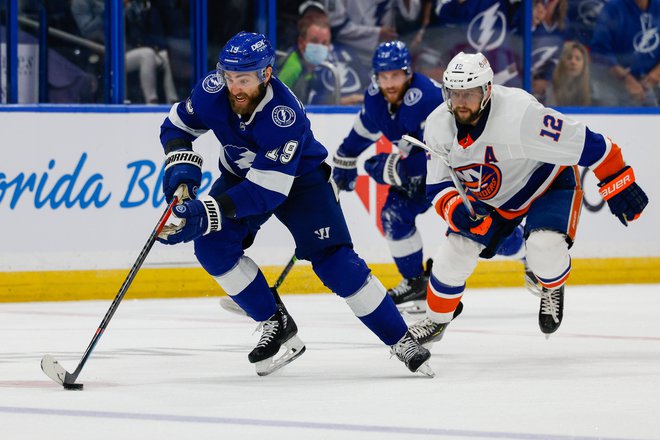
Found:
524,270 -> 565,337
536,286 -> 564,337
248,304 -> 306,376
389,331 -> 434,377
408,301 -> 464,346
389,259 -> 433,314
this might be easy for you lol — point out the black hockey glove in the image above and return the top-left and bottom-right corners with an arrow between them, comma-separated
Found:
598,166 -> 648,226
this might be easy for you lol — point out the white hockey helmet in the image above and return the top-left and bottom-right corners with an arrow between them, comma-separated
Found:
443,52 -> 493,112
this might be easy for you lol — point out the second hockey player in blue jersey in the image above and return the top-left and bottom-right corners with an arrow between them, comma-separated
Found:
155,32 -> 433,377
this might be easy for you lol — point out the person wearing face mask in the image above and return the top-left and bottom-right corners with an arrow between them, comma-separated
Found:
279,15 -> 368,105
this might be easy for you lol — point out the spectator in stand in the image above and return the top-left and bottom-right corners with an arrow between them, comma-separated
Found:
411,0 -> 523,86
590,0 -> 660,106
326,0 -> 399,65
565,0 -> 609,47
279,6 -> 369,105
124,0 -> 179,103
531,0 -> 568,103
546,41 -> 593,106
71,0 -> 178,104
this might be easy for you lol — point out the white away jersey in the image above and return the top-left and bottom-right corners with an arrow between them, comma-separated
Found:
425,85 -> 605,215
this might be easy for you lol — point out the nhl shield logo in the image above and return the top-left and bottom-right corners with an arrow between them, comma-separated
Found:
272,106 -> 296,127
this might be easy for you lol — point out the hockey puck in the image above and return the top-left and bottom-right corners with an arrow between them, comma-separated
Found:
63,382 -> 84,390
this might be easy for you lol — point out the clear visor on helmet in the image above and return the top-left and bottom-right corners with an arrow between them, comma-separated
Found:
216,63 -> 268,87
442,83 -> 491,112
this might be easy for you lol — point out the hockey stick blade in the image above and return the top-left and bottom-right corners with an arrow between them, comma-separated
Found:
401,135 -> 479,220
40,197 -> 179,389
41,355 -> 83,390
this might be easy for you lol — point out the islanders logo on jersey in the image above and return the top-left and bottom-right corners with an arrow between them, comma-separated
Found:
272,105 -> 296,127
455,163 -> 502,201
202,73 -> 224,93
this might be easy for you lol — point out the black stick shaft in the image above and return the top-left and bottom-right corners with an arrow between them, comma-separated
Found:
68,198 -> 178,381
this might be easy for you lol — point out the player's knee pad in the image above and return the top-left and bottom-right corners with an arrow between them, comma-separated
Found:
525,230 -> 570,280
432,234 -> 482,286
310,245 -> 371,297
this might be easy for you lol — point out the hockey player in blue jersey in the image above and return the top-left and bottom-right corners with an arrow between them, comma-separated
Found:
155,31 -> 433,377
332,41 -> 524,312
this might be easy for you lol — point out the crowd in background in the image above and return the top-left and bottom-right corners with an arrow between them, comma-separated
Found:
4,0 -> 660,107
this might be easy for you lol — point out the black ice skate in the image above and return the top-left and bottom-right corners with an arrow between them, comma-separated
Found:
390,331 -> 434,377
389,259 -> 433,315
524,269 -> 565,337
408,301 -> 464,346
248,304 -> 306,376
537,286 -> 564,336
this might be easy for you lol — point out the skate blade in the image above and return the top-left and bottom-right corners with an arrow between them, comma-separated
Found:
416,361 -> 435,378
255,335 -> 306,376
219,296 -> 248,317
398,300 -> 426,315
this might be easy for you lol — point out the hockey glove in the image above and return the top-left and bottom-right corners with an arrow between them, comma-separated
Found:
332,152 -> 358,191
157,196 -> 221,244
364,153 -> 404,186
162,150 -> 203,203
436,191 -> 492,236
597,166 -> 648,226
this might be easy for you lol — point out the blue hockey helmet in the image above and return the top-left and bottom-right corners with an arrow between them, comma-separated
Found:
217,31 -> 276,82
372,41 -> 412,74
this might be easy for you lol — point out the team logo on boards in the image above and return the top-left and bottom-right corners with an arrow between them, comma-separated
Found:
202,73 -> 224,93
403,88 -> 423,106
455,163 -> 502,201
272,106 -> 296,127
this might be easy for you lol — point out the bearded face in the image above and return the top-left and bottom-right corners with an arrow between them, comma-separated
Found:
376,70 -> 411,105
224,70 -> 270,117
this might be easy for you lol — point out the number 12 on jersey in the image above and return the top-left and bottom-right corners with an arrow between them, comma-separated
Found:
539,115 -> 563,142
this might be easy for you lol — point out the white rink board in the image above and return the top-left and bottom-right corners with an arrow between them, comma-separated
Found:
0,110 -> 658,271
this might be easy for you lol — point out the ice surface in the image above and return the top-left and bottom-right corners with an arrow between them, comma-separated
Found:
1,284 -> 659,439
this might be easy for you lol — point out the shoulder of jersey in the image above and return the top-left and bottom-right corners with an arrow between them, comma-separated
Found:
266,79 -> 305,129
425,102 -> 454,137
199,72 -> 225,94
403,74 -> 443,107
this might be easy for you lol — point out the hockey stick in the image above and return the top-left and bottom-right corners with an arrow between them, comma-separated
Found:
219,254 -> 298,316
402,134 -> 481,220
40,196 -> 180,390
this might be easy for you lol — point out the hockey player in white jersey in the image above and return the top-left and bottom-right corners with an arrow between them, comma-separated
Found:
409,52 -> 648,344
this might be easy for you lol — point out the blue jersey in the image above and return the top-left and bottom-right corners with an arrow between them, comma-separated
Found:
160,73 -> 328,219
338,73 -> 443,161
591,0 -> 660,77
